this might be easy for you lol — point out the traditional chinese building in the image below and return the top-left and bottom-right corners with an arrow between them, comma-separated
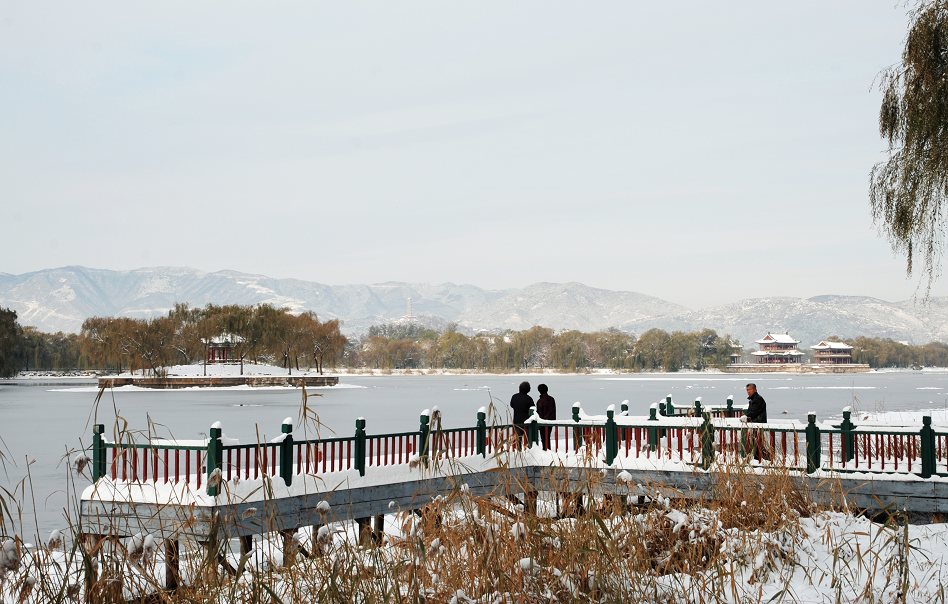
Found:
752,332 -> 804,364
203,333 -> 245,364
728,342 -> 744,365
809,340 -> 854,365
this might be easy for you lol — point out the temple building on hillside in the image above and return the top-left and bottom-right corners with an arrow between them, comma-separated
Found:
752,332 -> 805,364
203,333 -> 245,364
810,340 -> 854,365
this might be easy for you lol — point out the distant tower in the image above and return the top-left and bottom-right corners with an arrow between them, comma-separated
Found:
405,297 -> 414,322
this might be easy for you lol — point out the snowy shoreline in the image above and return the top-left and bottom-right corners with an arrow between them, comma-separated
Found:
12,365 -> 948,381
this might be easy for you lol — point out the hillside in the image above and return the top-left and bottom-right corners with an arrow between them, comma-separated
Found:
2,267 -> 948,346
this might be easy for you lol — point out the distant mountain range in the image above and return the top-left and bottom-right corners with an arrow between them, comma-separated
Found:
2,266 -> 947,347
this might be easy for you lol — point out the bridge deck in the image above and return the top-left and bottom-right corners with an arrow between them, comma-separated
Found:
77,397 -> 948,589
80,446 -> 948,544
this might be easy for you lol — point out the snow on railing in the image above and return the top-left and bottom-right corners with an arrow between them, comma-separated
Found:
89,401 -> 948,496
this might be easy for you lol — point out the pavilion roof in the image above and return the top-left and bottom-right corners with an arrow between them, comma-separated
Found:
755,332 -> 799,345
204,332 -> 245,345
810,340 -> 853,350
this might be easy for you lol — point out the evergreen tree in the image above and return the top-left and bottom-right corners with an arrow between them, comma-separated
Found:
0,308 -> 21,377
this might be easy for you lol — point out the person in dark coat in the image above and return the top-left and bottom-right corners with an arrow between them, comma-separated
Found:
510,381 -> 533,446
535,383 -> 556,450
744,383 -> 767,423
744,383 -> 769,461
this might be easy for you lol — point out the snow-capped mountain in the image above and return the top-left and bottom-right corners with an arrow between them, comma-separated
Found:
2,266 -> 948,345
458,282 -> 686,332
0,266 -> 503,336
622,296 -> 938,348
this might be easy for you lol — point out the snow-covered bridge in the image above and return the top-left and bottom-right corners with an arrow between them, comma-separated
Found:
79,398 -> 948,591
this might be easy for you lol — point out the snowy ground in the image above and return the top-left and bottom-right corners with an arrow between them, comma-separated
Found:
9,370 -> 100,379
858,408 -> 948,425
121,362 -> 324,377
16,366 -> 948,380
4,499 -> 948,603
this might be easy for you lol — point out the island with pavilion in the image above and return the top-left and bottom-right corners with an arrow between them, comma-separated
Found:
98,331 -> 339,389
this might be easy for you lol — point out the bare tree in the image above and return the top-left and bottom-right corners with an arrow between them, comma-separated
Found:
871,1 -> 948,291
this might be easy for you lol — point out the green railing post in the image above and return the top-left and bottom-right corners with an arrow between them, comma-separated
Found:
419,410 -> 431,463
620,400 -> 629,415
726,396 -> 734,418
839,407 -> 855,464
920,415 -> 936,478
658,395 -> 674,438
572,403 -> 582,453
700,411 -> 714,470
206,423 -> 223,496
647,404 -> 659,451
92,424 -> 106,481
805,413 -> 821,473
694,397 -> 702,417
279,418 -> 294,487
476,408 -> 487,457
528,406 -> 539,447
605,406 -> 618,464
355,417 -> 367,476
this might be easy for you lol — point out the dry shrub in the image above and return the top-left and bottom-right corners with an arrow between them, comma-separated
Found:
711,462 -> 812,532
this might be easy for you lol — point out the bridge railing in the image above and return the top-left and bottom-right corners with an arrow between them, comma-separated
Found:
655,394 -> 748,419
536,401 -> 947,478
91,426 -> 211,489
89,401 -> 948,497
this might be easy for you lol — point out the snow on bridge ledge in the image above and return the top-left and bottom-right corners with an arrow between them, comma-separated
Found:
79,402 -> 948,545
82,446 -> 697,507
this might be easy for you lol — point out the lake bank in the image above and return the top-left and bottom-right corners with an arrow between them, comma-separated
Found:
9,365 -> 948,381
97,375 -> 339,389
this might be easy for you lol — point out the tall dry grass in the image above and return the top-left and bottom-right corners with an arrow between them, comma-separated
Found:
0,447 -> 832,603
4,461 -> 947,603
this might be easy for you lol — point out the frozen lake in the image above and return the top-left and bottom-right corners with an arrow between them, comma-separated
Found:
2,370 -> 948,536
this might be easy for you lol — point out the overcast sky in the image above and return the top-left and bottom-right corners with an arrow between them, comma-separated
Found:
1,2 -> 940,308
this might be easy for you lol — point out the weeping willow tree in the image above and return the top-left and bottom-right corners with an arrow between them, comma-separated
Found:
871,1 -> 948,291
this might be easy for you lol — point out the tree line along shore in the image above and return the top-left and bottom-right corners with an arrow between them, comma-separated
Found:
2,303 -> 948,378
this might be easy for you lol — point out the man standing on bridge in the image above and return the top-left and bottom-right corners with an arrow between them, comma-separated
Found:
743,383 -> 768,461
744,383 -> 767,423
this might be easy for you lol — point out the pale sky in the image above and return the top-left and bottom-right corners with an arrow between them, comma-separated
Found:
1,2 -> 940,308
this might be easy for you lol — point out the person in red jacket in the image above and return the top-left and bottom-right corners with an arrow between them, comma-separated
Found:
536,383 -> 556,450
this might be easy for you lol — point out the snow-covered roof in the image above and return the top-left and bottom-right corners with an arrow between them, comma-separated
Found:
810,340 -> 853,351
755,332 -> 799,345
752,350 -> 805,356
203,332 -> 245,345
